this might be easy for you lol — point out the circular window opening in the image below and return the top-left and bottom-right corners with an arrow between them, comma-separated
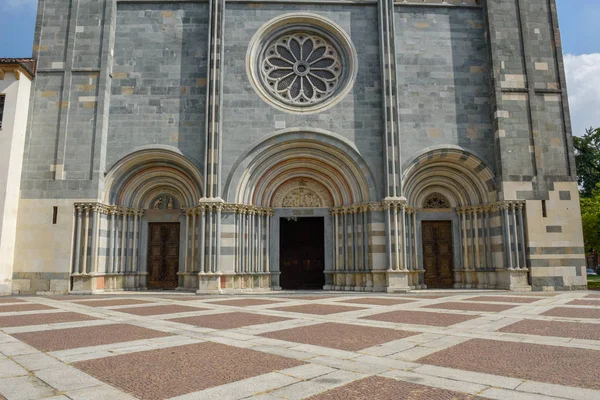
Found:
247,14 -> 358,114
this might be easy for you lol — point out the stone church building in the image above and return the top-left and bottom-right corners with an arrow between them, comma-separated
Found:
1,0 -> 586,295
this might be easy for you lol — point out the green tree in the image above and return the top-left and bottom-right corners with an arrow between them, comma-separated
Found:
580,185 -> 600,253
574,127 -> 600,198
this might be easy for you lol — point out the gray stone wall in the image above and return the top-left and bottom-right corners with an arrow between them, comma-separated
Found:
395,6 -> 494,171
220,3 -> 384,200
108,3 -> 209,172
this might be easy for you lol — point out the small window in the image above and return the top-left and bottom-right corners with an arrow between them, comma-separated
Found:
52,206 -> 58,224
542,200 -> 547,218
0,94 -> 5,129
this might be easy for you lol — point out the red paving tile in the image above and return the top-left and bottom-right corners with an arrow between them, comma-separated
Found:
169,311 -> 290,329
283,295 -> 340,300
46,295 -> 114,301
423,302 -> 516,312
586,294 -> 600,299
12,324 -> 171,352
542,307 -> 600,319
0,304 -> 56,313
361,310 -> 477,327
116,305 -> 208,316
160,296 -> 208,301
309,376 -> 485,400
74,342 -> 304,400
73,299 -> 152,307
272,304 -> 365,315
567,299 -> 600,306
260,322 -> 416,351
207,299 -> 284,307
399,294 -> 454,299
0,312 -> 98,328
337,298 -> 416,306
465,296 -> 541,304
0,298 -> 24,304
418,338 -> 600,390
498,319 -> 600,341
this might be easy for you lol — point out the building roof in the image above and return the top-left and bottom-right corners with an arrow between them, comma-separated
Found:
0,58 -> 37,78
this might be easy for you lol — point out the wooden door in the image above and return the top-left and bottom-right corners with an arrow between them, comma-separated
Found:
422,221 -> 454,289
280,218 -> 325,290
148,223 -> 180,289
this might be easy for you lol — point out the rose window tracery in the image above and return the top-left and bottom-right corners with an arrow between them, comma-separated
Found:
262,33 -> 342,106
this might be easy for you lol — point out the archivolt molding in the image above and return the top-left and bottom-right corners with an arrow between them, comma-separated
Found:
403,148 -> 497,207
228,131 -> 376,207
103,149 -> 203,209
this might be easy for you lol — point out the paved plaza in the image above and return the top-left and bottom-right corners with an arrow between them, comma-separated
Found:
1,291 -> 600,400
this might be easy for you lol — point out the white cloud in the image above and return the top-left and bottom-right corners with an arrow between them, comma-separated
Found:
564,53 -> 600,136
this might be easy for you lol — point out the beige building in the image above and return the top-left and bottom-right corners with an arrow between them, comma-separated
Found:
0,59 -> 35,295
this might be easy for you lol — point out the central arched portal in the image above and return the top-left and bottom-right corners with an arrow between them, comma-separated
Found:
229,130 -> 376,291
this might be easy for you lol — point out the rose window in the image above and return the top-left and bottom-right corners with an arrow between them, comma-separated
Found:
262,33 -> 342,106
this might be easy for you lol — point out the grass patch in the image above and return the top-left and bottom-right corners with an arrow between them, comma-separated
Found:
588,275 -> 600,290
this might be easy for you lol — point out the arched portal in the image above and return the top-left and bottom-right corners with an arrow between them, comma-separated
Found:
225,130 -> 376,291
73,149 -> 204,292
401,148 -> 502,290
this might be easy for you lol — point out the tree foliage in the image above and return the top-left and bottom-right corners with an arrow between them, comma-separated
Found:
580,185 -> 600,253
574,127 -> 600,198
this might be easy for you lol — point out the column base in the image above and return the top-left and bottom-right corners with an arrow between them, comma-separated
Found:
385,270 -> 411,293
496,268 -> 532,291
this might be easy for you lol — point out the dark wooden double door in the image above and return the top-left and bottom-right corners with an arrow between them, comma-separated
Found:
280,217 -> 325,290
148,223 -> 179,289
422,221 -> 454,289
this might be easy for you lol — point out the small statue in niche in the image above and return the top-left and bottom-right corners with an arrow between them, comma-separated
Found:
153,197 -> 163,209
167,197 -> 174,209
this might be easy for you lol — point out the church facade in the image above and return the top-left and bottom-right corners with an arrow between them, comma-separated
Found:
5,0 -> 586,295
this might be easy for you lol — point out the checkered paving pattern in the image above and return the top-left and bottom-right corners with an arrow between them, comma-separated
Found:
169,312 -> 290,329
12,324 -> 172,352
418,338 -> 600,390
567,299 -> 600,306
72,299 -> 152,307
498,319 -> 600,341
0,304 -> 56,313
337,297 -> 415,306
260,322 -> 416,351
465,296 -> 541,304
0,311 -> 97,328
362,310 -> 478,327
423,301 -> 517,312
542,306 -> 600,319
75,342 -> 304,400
115,305 -> 208,316
272,304 -> 366,315
1,291 -> 600,400
308,376 -> 486,399
0,298 -> 24,304
207,299 -> 283,307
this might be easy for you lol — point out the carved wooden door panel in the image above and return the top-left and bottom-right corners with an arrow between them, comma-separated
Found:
422,221 -> 454,289
148,223 -> 180,289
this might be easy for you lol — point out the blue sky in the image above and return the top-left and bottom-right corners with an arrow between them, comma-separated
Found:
0,0 -> 598,134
